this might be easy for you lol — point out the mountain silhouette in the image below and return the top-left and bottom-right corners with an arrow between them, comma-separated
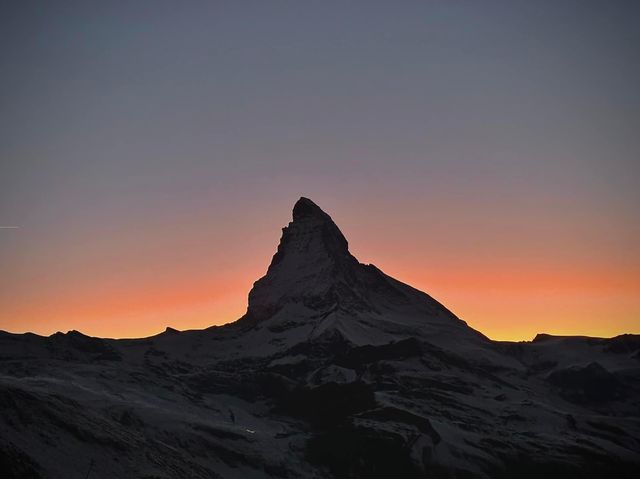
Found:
0,198 -> 639,478
240,197 -> 484,353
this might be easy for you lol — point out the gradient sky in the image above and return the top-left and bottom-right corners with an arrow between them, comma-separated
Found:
1,1 -> 639,340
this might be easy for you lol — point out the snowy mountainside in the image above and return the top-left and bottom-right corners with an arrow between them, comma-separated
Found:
1,198 -> 639,478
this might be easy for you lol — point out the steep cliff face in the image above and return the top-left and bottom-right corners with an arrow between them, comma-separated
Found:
246,197 -> 361,322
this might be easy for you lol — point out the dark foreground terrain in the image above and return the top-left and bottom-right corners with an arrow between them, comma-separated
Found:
1,198 -> 639,478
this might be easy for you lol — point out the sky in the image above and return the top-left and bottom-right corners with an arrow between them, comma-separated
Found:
1,1 -> 639,341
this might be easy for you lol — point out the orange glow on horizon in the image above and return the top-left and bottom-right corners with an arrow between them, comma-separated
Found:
367,261 -> 640,341
1,256 -> 638,341
1,202 -> 638,341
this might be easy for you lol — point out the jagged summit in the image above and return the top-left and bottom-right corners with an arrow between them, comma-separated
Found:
268,197 -> 352,267
292,196 -> 331,220
246,197 -> 358,322
240,197 -> 478,349
287,197 -> 350,259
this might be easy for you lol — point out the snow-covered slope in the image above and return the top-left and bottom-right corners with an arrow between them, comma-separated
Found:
1,198 -> 639,478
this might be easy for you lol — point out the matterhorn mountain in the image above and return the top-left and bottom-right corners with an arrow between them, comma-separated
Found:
232,197 -> 490,359
1,198 -> 639,478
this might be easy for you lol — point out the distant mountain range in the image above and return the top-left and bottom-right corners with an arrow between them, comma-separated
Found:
1,198 -> 639,478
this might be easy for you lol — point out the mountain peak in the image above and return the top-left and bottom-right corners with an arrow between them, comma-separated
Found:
245,197 -> 357,322
292,197 -> 330,221
241,198 -> 472,346
283,197 -> 349,259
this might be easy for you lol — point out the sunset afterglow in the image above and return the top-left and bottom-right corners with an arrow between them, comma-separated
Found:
1,2 -> 638,341
1,195 -> 637,341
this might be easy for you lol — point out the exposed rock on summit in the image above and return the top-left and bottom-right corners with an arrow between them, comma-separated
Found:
246,197 -> 358,321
